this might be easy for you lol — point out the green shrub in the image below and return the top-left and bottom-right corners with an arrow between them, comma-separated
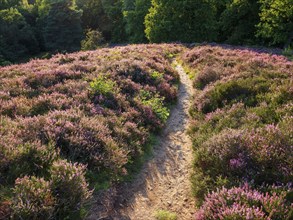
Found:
154,209 -> 177,220
81,29 -> 105,51
139,90 -> 170,123
151,71 -> 164,81
12,176 -> 55,220
90,75 -> 116,97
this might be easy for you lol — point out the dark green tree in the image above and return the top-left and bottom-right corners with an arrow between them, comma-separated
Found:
44,0 -> 83,51
76,0 -> 113,41
102,0 -> 127,42
145,0 -> 218,43
257,0 -> 293,47
123,0 -> 151,43
0,7 -> 39,62
218,0 -> 260,44
0,0 -> 23,9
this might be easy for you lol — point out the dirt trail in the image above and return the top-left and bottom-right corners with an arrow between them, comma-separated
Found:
87,63 -> 195,220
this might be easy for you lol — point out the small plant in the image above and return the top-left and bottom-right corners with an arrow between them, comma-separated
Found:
81,29 -> 105,51
90,75 -> 116,96
139,90 -> 170,123
151,71 -> 164,81
155,209 -> 177,220
12,176 -> 55,219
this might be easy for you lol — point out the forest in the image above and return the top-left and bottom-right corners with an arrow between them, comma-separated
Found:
0,0 -> 292,65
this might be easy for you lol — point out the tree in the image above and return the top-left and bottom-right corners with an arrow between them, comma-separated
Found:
257,0 -> 293,47
0,0 -> 23,10
101,0 -> 127,42
218,0 -> 260,45
81,29 -> 104,51
0,7 -> 39,61
145,0 -> 218,43
123,0 -> 151,43
44,0 -> 83,51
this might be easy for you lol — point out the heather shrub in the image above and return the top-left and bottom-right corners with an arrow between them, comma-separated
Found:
195,184 -> 292,220
5,142 -> 58,184
196,77 -> 271,113
182,46 -> 293,216
12,176 -> 55,220
50,160 -> 92,218
194,66 -> 221,89
192,123 -> 293,202
192,129 -> 249,201
0,44 -> 181,218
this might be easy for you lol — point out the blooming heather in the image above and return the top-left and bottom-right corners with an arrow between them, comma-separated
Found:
0,44 -> 182,218
182,46 -> 293,217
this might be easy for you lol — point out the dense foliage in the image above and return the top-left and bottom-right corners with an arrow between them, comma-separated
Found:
0,44 -> 181,218
0,0 -> 292,65
181,46 -> 293,218
145,0 -> 217,43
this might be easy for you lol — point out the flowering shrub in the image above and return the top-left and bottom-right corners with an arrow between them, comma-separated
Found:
12,176 -> 55,219
195,184 -> 292,220
0,44 -> 181,218
182,46 -> 293,217
50,160 -> 92,218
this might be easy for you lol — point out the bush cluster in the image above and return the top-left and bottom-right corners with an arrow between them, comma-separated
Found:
0,44 -> 181,218
181,46 -> 293,218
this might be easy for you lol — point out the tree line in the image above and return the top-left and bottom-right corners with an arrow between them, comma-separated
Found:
0,0 -> 292,65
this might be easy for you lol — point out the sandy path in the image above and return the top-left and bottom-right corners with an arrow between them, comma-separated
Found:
87,63 -> 195,220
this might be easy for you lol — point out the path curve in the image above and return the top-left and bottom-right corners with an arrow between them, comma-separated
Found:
87,63 -> 195,220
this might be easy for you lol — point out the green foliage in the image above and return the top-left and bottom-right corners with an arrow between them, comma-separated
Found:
150,71 -> 164,81
257,0 -> 293,47
219,0 -> 260,44
0,7 -> 39,62
154,209 -> 177,220
145,0 -> 217,43
81,29 -> 105,51
123,0 -> 151,43
283,46 -> 293,60
90,75 -> 117,96
102,0 -> 127,42
44,0 -> 83,51
76,0 -> 113,41
139,90 -> 170,123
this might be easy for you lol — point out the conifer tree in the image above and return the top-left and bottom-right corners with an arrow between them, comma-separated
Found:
44,0 -> 82,51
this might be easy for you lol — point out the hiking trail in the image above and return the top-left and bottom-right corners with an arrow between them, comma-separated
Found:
87,62 -> 195,220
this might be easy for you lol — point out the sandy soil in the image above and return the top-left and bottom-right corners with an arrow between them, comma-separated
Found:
87,63 -> 195,220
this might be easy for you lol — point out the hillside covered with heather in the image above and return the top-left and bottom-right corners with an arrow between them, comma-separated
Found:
181,46 -> 292,219
0,44 -> 182,219
0,44 -> 292,219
